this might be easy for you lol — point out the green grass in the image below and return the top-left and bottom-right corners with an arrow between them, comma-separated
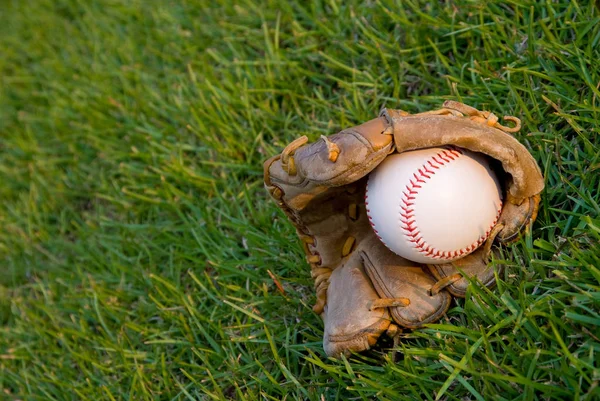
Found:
1,0 -> 599,399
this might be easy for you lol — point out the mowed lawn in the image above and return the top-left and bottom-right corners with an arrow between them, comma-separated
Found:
1,0 -> 599,400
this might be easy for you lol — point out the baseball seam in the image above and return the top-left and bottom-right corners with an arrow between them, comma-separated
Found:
398,147 -> 502,261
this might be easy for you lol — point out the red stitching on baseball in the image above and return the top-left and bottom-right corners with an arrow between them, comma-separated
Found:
394,146 -> 502,261
366,147 -> 502,260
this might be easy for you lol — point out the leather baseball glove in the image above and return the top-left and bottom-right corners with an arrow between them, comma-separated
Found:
263,101 -> 544,357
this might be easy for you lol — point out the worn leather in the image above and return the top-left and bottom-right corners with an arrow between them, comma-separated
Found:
264,101 -> 544,357
426,245 -> 497,297
322,252 -> 391,357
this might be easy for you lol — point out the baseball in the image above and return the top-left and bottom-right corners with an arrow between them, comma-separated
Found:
365,146 -> 502,264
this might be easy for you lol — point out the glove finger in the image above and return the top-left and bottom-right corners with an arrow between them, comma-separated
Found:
360,236 -> 451,329
322,251 -> 391,358
426,245 -> 501,298
498,194 -> 541,242
268,117 -> 393,190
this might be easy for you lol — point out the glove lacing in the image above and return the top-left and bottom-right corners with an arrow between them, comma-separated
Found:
265,136 -> 333,314
418,101 -> 522,133
383,101 -> 522,134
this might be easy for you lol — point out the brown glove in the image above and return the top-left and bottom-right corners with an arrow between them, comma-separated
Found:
264,101 -> 544,357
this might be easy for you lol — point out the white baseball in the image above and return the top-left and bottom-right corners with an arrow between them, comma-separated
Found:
365,146 -> 502,264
